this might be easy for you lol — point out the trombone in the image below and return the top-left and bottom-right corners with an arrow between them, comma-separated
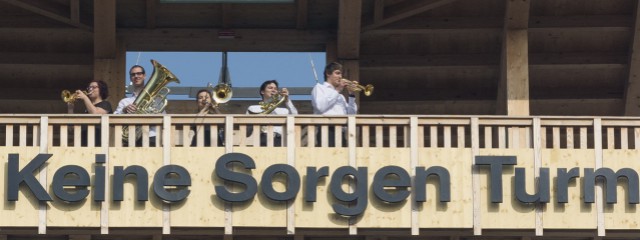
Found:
341,79 -> 374,96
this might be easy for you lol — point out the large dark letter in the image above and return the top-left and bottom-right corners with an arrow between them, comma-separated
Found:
113,165 -> 149,201
556,168 -> 580,203
214,153 -> 257,202
52,165 -> 90,202
584,168 -> 639,204
329,166 -> 368,216
261,164 -> 300,201
515,168 -> 550,203
414,166 -> 451,202
153,165 -> 191,202
475,156 -> 517,203
7,153 -> 52,201
305,166 -> 329,202
372,166 -> 410,203
93,154 -> 106,201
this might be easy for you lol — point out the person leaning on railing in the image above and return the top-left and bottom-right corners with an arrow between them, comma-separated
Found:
190,89 -> 223,147
67,80 -> 113,146
246,80 -> 298,146
311,62 -> 358,147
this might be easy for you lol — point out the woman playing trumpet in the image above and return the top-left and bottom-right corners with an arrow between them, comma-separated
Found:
65,80 -> 112,147
66,80 -> 112,114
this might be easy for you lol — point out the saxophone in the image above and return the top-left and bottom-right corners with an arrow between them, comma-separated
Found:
122,59 -> 181,144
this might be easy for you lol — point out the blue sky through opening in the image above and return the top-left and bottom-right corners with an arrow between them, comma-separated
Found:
125,52 -> 325,100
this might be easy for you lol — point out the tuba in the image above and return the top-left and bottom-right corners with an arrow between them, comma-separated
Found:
122,59 -> 181,144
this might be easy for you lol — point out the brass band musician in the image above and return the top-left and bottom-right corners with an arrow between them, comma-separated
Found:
246,80 -> 298,146
191,89 -> 223,147
114,65 -> 159,146
65,80 -> 113,147
311,62 -> 358,147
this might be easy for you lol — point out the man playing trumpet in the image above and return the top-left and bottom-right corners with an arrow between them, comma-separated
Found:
310,62 -> 358,147
311,62 -> 358,115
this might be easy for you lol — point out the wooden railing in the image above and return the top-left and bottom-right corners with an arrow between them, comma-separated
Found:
1,114 -> 639,150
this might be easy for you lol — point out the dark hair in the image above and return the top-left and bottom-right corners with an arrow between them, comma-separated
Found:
324,62 -> 342,81
91,80 -> 109,100
259,80 -> 279,97
129,65 -> 145,74
196,89 -> 210,101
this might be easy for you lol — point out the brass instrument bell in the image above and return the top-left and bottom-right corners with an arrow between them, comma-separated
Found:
341,79 -> 374,96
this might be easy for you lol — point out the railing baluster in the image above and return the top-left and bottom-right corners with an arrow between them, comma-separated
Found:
621,127 -> 629,150
430,125 -> 437,148
308,125 -> 316,147
580,127 -> 587,149
418,125 -> 425,148
6,124 -> 13,146
444,126 -> 451,148
484,126 -> 492,149
552,127 -> 560,149
607,127 -> 615,150
321,125 -> 329,147
567,127 -> 574,149
512,127 -> 520,149
540,127 -> 546,149
389,125 -> 397,148
457,126 -> 465,148
88,125 -> 95,147
635,127 -> 640,150
362,125 -> 370,147
267,125 -> 274,147
498,126 -> 506,148
60,125 -> 68,147
376,125 -> 384,148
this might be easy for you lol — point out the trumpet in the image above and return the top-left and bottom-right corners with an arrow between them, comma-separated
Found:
61,90 -> 90,103
341,79 -> 374,96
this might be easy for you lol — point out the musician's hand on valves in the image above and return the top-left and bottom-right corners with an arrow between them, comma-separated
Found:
281,88 -> 289,100
75,90 -> 89,101
125,104 -> 137,114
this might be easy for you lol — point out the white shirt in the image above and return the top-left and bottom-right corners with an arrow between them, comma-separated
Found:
246,99 -> 297,135
114,93 -> 159,137
311,82 -> 357,115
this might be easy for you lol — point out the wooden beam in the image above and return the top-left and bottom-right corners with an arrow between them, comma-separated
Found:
496,0 -> 530,116
0,52 -> 93,65
625,1 -> 640,115
69,0 -> 79,23
120,28 -> 332,52
146,0 -> 157,29
296,0 -> 308,29
362,0 -> 460,31
338,0 -> 361,59
94,0 -> 116,58
222,3 -> 232,29
0,0 -> 90,30
373,0 -> 384,24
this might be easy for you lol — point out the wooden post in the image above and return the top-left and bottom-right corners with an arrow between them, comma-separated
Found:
496,0 -> 530,116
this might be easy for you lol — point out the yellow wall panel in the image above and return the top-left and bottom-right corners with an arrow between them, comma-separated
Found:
108,147 -> 163,227
0,147 -> 41,226
478,149 -> 535,229
170,147 -> 226,227
357,148 -> 411,228
294,148 -> 350,228
543,149 -> 596,229
47,147 -> 101,227
603,149 -> 640,229
231,147 -> 287,227
418,148 -> 473,228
